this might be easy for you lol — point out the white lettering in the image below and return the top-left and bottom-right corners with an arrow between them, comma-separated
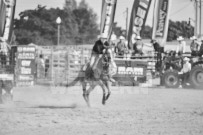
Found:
21,60 -> 31,66
137,7 -> 146,19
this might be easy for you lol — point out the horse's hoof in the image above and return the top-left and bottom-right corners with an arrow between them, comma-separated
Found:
102,101 -> 106,105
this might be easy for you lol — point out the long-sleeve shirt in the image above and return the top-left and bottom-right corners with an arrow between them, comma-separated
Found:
190,41 -> 200,51
181,62 -> 191,73
176,41 -> 186,53
92,40 -> 105,54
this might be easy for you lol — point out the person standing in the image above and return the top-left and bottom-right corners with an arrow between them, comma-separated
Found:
180,57 -> 191,86
176,36 -> 186,56
115,36 -> 126,58
132,35 -> 144,57
190,36 -> 200,57
199,37 -> 203,57
151,39 -> 164,71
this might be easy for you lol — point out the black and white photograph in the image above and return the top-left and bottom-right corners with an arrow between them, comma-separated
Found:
0,0 -> 203,134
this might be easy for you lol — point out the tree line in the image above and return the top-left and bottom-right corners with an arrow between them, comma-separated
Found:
13,0 -> 194,45
14,0 -> 99,45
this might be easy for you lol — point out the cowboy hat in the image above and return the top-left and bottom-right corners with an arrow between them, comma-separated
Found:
119,36 -> 125,40
183,57 -> 190,61
190,36 -> 197,40
177,36 -> 184,41
135,35 -> 142,40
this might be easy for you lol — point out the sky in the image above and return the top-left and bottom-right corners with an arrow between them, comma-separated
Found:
15,0 -> 195,29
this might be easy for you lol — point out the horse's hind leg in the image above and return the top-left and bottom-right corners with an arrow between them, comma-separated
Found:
82,82 -> 88,104
83,82 -> 96,107
98,80 -> 107,105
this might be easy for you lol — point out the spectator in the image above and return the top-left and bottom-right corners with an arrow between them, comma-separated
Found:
151,39 -> 164,71
176,36 -> 186,56
199,37 -> 203,57
37,54 -> 45,78
190,36 -> 200,57
115,36 -> 126,58
132,35 -> 144,57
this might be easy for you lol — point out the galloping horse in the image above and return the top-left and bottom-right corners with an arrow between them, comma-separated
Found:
67,48 -> 113,107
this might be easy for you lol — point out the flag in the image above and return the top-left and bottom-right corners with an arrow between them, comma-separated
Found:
0,0 -> 7,37
152,0 -> 172,47
100,0 -> 117,39
127,0 -> 152,49
2,0 -> 16,43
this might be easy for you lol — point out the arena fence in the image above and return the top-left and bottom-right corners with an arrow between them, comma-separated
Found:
33,45 -> 157,86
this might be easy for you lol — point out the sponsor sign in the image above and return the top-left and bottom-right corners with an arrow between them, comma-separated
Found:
113,59 -> 147,85
152,0 -> 171,46
16,46 -> 36,86
128,0 -> 152,49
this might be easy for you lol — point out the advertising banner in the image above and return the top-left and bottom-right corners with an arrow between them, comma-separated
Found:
113,59 -> 148,86
2,0 -> 16,42
0,0 -> 7,37
100,0 -> 117,39
152,0 -> 172,47
16,46 -> 36,86
128,0 -> 152,49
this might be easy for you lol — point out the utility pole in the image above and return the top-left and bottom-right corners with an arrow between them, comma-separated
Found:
125,8 -> 128,39
200,0 -> 202,36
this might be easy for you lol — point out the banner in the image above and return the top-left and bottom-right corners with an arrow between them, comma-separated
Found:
2,0 -> 16,43
113,59 -> 148,86
152,0 -> 172,47
100,0 -> 117,39
0,0 -> 7,37
128,0 -> 152,49
16,46 -> 36,86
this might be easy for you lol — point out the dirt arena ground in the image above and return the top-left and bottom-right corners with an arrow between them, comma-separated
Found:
0,85 -> 203,135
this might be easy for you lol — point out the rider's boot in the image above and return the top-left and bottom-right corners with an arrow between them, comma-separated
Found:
109,75 -> 115,83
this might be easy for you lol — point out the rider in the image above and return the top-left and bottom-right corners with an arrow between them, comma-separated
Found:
89,33 -> 107,70
89,33 -> 116,82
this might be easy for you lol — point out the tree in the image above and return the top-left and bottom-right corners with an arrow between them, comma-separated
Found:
167,20 -> 194,41
64,0 -> 77,11
72,0 -> 99,44
14,1 -> 99,45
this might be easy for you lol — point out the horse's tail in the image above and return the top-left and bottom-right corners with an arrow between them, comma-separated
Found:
66,77 -> 80,87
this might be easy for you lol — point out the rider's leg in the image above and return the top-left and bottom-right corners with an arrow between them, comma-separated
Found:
92,56 -> 100,70
90,52 -> 96,68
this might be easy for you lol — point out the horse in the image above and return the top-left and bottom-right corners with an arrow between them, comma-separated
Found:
66,48 -> 114,107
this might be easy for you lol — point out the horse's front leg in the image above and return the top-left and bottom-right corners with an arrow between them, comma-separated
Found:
104,81 -> 111,102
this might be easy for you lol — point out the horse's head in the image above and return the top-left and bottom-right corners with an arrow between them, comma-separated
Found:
102,48 -> 111,72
